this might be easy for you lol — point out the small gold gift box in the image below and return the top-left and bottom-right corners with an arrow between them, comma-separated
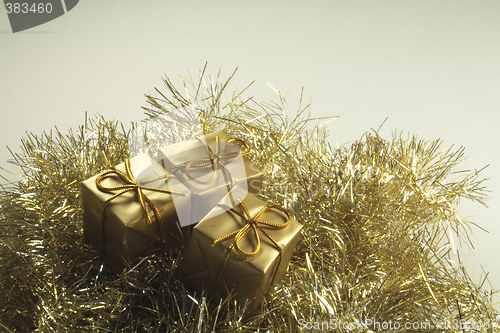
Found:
179,190 -> 302,312
81,153 -> 191,270
157,131 -> 263,227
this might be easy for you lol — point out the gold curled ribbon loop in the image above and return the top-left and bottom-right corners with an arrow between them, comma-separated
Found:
213,201 -> 292,285
96,158 -> 186,258
172,136 -> 250,189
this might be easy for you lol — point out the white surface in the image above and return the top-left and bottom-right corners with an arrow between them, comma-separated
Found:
1,1 -> 499,309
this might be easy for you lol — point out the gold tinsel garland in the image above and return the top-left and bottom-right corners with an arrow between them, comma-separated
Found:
0,69 -> 497,332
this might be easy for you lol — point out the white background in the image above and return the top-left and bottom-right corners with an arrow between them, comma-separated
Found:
1,1 -> 499,309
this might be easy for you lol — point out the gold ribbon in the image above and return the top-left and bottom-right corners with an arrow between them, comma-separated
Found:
172,136 -> 250,189
213,201 -> 292,286
96,158 -> 187,257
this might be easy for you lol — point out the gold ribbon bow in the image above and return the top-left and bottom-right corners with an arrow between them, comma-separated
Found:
96,158 -> 187,257
213,201 -> 292,285
172,136 -> 250,189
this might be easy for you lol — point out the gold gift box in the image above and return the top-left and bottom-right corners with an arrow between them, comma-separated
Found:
158,130 -> 263,227
81,153 -> 191,270
179,191 -> 303,312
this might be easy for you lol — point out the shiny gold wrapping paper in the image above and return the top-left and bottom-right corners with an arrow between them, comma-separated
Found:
179,193 -> 303,312
158,130 -> 263,226
81,153 -> 191,270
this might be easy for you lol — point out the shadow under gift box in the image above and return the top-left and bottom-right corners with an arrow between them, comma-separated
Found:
157,130 -> 263,227
81,153 -> 191,271
178,192 -> 303,313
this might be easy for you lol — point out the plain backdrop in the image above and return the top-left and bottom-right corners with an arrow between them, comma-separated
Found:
1,1 -> 499,310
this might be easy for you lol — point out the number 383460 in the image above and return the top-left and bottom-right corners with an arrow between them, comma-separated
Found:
5,3 -> 53,14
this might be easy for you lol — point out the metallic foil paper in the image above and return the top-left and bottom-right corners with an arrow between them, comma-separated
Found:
81,153 -> 191,270
158,130 -> 263,226
179,191 -> 303,312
